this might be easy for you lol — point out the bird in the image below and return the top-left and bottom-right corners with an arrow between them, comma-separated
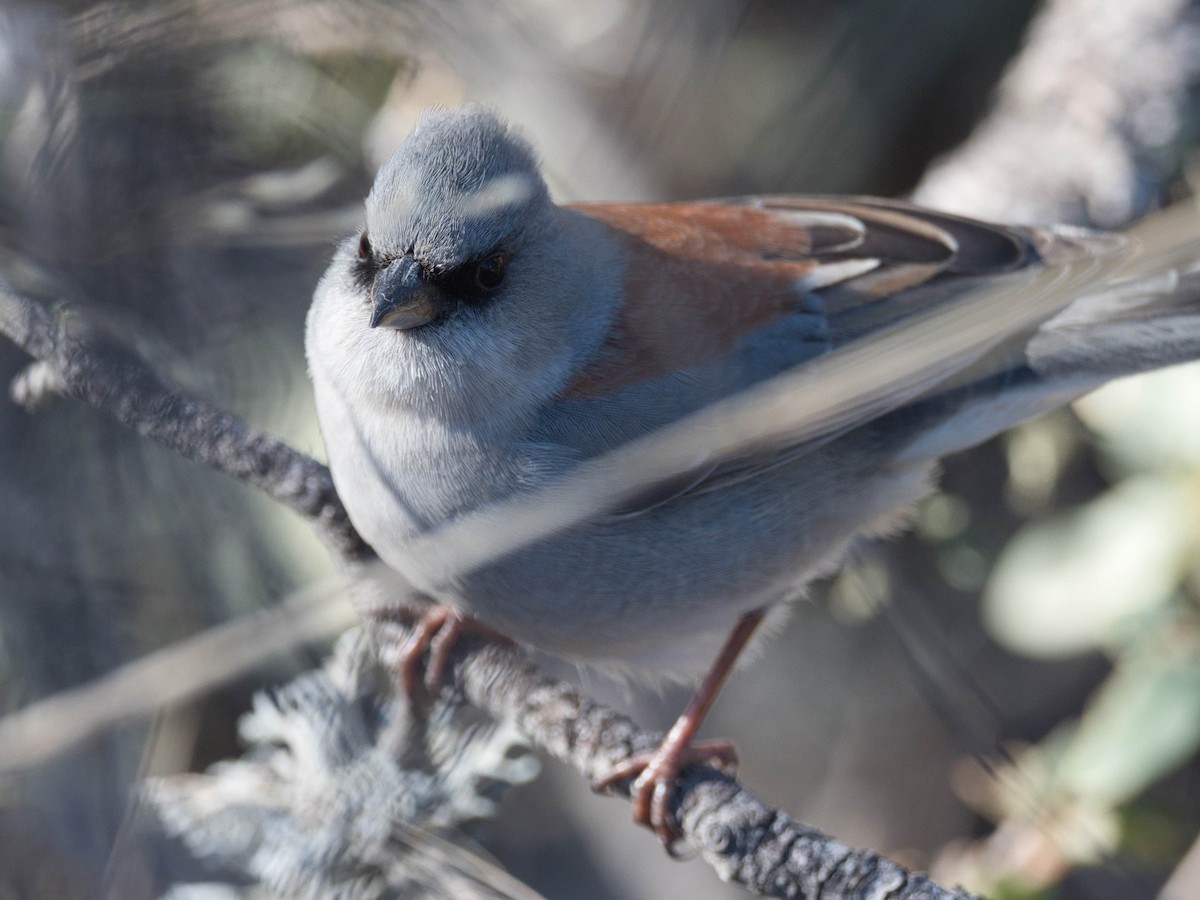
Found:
305,103 -> 1200,846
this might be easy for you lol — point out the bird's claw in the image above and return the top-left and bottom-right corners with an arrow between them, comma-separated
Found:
391,605 -> 510,697
593,739 -> 739,849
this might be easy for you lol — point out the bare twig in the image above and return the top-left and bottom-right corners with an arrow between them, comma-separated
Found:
0,275 -> 371,561
368,608 -> 981,899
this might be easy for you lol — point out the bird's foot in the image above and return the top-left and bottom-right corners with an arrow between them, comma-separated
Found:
388,604 -> 510,697
593,737 -> 739,851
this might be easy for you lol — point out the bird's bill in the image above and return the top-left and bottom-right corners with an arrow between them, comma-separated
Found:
370,257 -> 449,330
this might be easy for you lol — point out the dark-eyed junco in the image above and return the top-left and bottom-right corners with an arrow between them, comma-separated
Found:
306,104 -> 1200,844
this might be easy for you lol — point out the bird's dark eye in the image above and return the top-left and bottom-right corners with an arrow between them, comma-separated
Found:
357,230 -> 372,261
474,252 -> 508,290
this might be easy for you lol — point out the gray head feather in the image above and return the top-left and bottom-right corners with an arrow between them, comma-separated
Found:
366,104 -> 549,269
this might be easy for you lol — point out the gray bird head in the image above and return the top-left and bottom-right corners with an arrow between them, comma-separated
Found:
307,105 -> 620,426
360,104 -> 553,331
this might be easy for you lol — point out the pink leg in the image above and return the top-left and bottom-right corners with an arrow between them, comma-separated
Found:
594,609 -> 767,849
394,605 -> 512,696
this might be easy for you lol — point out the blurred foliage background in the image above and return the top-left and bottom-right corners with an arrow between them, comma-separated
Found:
0,1 -> 1198,898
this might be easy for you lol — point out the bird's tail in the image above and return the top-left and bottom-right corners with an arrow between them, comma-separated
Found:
1028,212 -> 1200,379
892,203 -> 1200,465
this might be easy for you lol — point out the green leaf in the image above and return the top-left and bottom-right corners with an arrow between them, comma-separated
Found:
1055,649 -> 1200,805
1074,361 -> 1200,474
983,476 -> 1197,657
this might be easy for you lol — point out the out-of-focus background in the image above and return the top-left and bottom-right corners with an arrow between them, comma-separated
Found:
1,1 -> 1199,898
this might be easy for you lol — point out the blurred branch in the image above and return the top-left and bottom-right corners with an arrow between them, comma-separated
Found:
1161,831 -> 1200,900
913,0 -> 1200,226
0,575 -> 355,772
0,277 -> 976,897
0,274 -> 370,561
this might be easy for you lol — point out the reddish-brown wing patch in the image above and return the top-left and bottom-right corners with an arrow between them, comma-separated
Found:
561,198 -> 1033,399
562,203 -> 825,399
